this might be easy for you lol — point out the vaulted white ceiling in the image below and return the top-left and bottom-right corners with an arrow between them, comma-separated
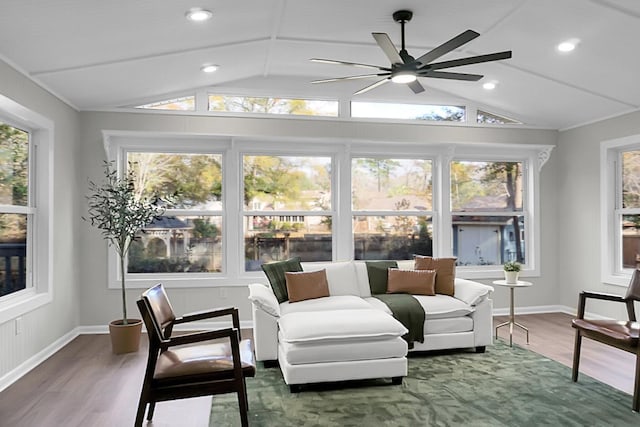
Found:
1,0 -> 638,130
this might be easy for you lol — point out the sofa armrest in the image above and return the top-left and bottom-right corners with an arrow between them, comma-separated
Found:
454,278 -> 494,306
248,283 -> 281,317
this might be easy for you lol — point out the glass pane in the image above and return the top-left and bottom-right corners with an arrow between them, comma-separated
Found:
244,215 -> 332,271
208,95 -> 339,117
127,152 -> 222,210
243,155 -> 331,211
0,213 -> 27,297
353,215 -> 432,260
134,96 -> 195,111
453,215 -> 525,266
128,216 -> 222,273
0,123 -> 29,206
622,214 -> 640,268
351,102 -> 464,122
622,150 -> 640,208
477,110 -> 521,124
352,158 -> 432,211
451,161 -> 523,211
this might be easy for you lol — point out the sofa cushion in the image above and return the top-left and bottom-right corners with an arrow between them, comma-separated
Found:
414,256 -> 456,296
387,269 -> 436,296
365,260 -> 398,294
261,257 -> 303,303
285,269 -> 330,303
301,261 -> 360,296
279,336 -> 408,365
278,309 -> 408,343
413,294 -> 474,319
364,295 -> 474,320
248,283 -> 281,317
280,295 -> 372,316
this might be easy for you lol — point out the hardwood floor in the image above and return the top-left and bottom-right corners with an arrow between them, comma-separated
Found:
0,314 -> 635,426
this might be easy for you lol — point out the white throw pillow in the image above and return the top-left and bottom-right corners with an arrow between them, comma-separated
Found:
248,283 -> 280,317
278,309 -> 407,343
301,261 -> 360,297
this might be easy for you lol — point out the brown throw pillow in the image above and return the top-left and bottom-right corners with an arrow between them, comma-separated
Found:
285,269 -> 330,303
387,269 -> 436,296
414,256 -> 457,296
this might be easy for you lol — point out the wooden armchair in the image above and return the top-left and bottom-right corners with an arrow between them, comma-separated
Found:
572,270 -> 640,412
135,284 -> 256,427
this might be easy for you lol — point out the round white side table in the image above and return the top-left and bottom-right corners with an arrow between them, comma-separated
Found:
493,280 -> 532,347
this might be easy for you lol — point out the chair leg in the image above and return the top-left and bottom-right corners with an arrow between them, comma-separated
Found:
237,381 -> 249,427
633,351 -> 640,412
147,401 -> 156,421
572,331 -> 582,382
134,399 -> 147,427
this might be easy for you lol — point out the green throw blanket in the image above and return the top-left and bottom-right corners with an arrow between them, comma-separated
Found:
373,294 -> 425,348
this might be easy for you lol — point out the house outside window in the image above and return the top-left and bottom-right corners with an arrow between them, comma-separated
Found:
450,160 -> 526,267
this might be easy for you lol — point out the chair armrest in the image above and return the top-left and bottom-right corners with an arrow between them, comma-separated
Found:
576,291 -> 627,319
248,283 -> 280,317
175,307 -> 238,324
165,328 -> 236,347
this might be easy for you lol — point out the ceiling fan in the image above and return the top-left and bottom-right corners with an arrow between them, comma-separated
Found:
310,10 -> 512,95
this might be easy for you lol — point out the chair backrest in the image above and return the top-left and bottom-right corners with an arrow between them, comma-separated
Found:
624,269 -> 640,301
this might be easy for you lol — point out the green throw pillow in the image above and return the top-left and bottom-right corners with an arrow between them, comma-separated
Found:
365,260 -> 398,294
261,257 -> 303,303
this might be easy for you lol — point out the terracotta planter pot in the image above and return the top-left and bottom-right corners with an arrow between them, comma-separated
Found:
108,319 -> 143,354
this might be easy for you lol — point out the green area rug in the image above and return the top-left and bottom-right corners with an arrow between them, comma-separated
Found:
210,341 -> 638,426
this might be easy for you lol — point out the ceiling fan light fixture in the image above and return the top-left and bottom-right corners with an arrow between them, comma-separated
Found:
557,38 -> 579,53
391,72 -> 417,84
186,8 -> 213,22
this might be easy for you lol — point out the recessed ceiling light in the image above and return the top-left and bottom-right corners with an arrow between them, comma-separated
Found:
557,38 -> 579,53
186,8 -> 213,22
391,72 -> 417,84
483,82 -> 496,90
201,64 -> 219,73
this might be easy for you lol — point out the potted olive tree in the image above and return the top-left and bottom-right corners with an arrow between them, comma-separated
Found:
503,261 -> 521,284
85,161 -> 165,354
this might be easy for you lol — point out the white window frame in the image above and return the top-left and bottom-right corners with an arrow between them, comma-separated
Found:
104,131 -> 550,287
0,94 -> 53,325
601,134 -> 640,286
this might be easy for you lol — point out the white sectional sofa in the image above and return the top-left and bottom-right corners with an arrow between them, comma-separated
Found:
248,260 -> 494,391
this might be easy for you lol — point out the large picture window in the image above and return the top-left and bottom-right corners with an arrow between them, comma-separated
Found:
352,157 -> 433,260
126,151 -> 223,274
450,160 -> 525,267
0,123 -> 29,297
242,155 -> 332,271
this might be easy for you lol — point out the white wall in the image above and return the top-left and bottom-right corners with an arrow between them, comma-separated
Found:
557,111 -> 640,318
78,110 -> 560,325
0,60 -> 80,379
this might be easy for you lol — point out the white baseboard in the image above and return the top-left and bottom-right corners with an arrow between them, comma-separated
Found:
492,304 -> 612,320
0,328 -> 79,392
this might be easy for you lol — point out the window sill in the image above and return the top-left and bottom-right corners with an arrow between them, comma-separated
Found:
0,290 -> 52,325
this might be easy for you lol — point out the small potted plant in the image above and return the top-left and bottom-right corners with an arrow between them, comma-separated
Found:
85,161 -> 165,354
503,261 -> 521,284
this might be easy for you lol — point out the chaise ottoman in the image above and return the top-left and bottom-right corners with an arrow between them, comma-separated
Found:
276,308 -> 409,391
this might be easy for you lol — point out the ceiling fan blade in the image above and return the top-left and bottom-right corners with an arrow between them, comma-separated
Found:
407,80 -> 425,94
415,29 -> 480,66
354,78 -> 390,95
418,70 -> 484,81
311,73 -> 391,84
424,51 -> 512,71
372,33 -> 404,64
310,58 -> 391,71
